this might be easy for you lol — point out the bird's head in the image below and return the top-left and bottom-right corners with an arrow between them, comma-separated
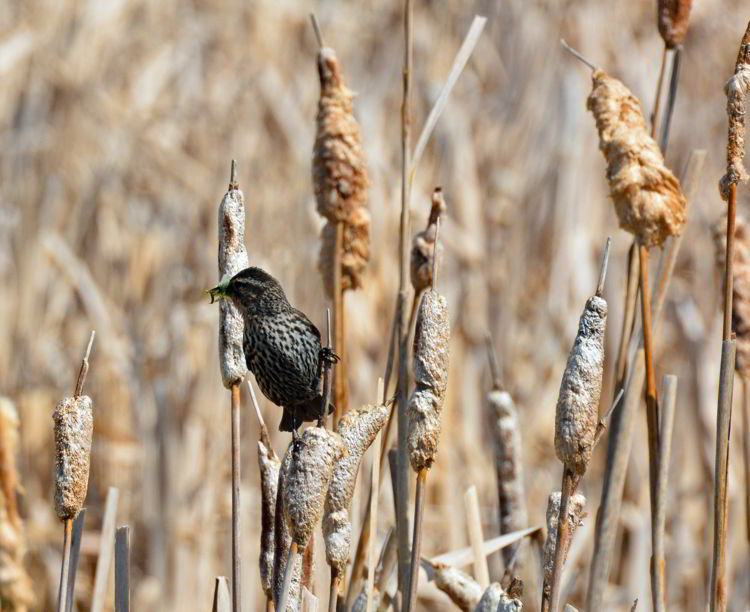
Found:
207,267 -> 287,315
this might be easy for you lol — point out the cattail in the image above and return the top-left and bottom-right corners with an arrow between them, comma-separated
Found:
657,0 -> 692,49
53,395 -> 93,519
411,188 -> 446,294
587,70 -> 686,247
0,398 -> 34,611
408,289 -> 451,472
259,441 -> 281,600
718,22 -> 750,201
313,45 -> 370,296
283,427 -> 346,549
542,492 -> 586,605
713,215 -> 750,377
554,294 -> 607,475
318,208 -> 371,295
488,389 -> 527,567
474,583 -> 523,611
274,448 -> 302,611
218,171 -> 249,387
432,564 -> 483,611
323,403 -> 388,574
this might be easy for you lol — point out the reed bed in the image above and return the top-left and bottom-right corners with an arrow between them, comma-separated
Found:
4,1 -> 750,611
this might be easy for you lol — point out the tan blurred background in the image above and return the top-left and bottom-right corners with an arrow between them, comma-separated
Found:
1,0 -> 749,610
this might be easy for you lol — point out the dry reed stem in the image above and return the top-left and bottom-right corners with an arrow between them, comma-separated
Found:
115,526 -> 130,612
651,48 -> 668,137
614,248 -> 639,389
259,441 -> 281,600
231,383 -> 241,612
657,0 -> 692,48
65,508 -> 85,612
659,46 -> 682,153
745,378 -> 750,543
0,398 -> 34,611
464,485 -> 490,589
475,583 -> 522,611
541,491 -> 586,612
587,69 -> 686,247
651,374 -> 678,612
405,468 -> 427,612
710,339 -> 737,612
396,0 -> 414,597
365,382 -> 384,612
91,487 -> 119,612
213,577 -> 231,612
719,22 -> 750,201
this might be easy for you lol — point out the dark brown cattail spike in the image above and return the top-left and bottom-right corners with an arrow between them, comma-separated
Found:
657,0 -> 692,49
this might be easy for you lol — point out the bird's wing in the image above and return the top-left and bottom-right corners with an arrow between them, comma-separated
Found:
292,309 -> 322,341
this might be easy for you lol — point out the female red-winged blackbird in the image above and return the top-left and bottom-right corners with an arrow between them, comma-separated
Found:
209,267 -> 335,432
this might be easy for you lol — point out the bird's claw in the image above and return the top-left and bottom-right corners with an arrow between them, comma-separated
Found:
320,347 -> 340,365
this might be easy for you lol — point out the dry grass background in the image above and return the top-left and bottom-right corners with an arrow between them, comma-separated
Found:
1,0 -> 749,610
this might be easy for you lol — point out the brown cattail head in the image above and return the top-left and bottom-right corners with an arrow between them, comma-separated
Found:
554,296 -> 607,475
432,563 -> 483,612
318,208 -> 371,296
218,180 -> 249,387
0,398 -> 34,610
408,289 -> 451,472
587,70 -> 686,247
474,583 -> 523,612
713,214 -> 750,377
54,396 -> 93,520
313,45 -> 370,296
542,491 -> 586,605
323,403 -> 388,573
488,389 -> 527,567
719,22 -> 750,201
282,427 -> 345,549
258,441 -> 280,599
411,188 -> 446,294
313,47 -> 369,224
657,0 -> 692,48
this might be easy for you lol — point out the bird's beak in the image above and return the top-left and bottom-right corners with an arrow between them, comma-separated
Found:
206,275 -> 231,304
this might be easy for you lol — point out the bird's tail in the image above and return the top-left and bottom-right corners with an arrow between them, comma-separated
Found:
278,395 -> 334,432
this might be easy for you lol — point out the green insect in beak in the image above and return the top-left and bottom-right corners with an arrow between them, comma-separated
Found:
207,275 -> 232,304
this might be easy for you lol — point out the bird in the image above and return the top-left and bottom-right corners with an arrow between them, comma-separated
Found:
208,266 -> 336,433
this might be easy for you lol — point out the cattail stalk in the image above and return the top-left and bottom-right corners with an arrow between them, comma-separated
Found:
364,380 -> 385,612
711,22 -> 750,611
56,331 -> 95,612
652,375 -> 678,612
405,226 -> 450,612
547,241 -> 609,612
218,160 -> 249,612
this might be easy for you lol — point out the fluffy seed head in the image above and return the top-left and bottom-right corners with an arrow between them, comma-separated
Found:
587,70 -> 686,247
218,184 -> 249,387
258,441 -> 280,598
408,290 -> 450,471
488,389 -> 527,566
657,0 -> 692,48
282,427 -> 346,548
719,23 -> 750,201
54,396 -> 93,520
323,403 -> 388,572
554,296 -> 607,475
